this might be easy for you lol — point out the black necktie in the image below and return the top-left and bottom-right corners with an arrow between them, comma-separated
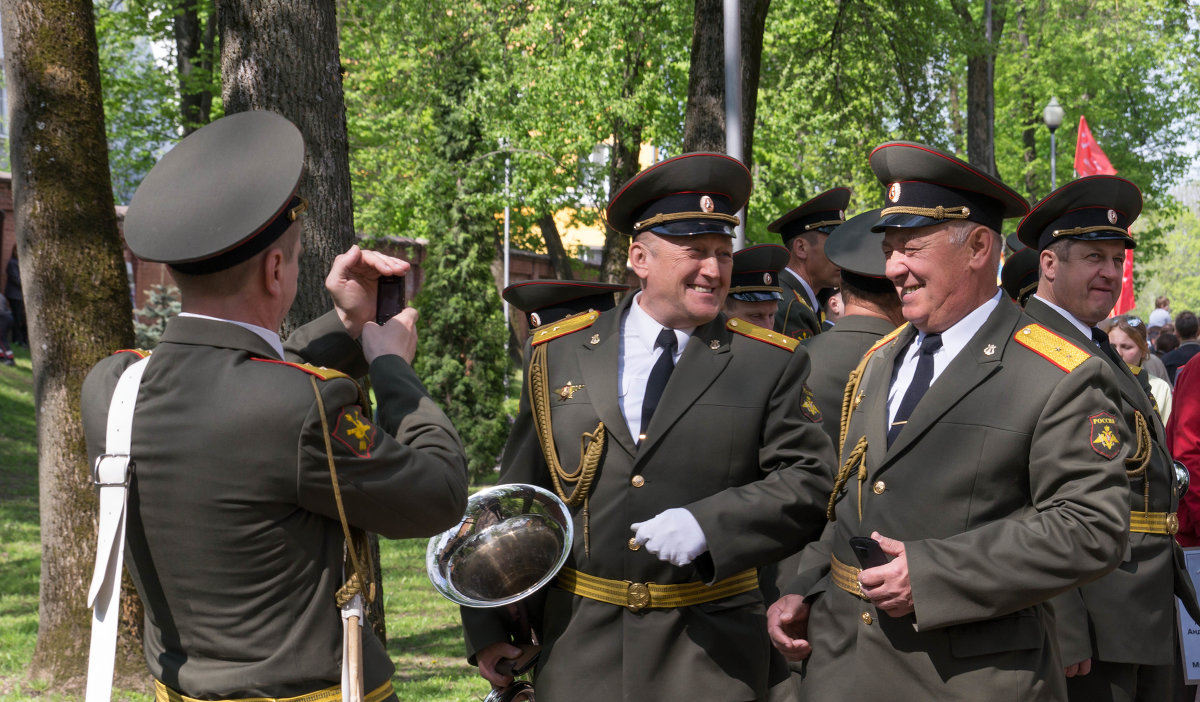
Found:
1092,328 -> 1123,367
888,333 -> 943,447
641,328 -> 678,436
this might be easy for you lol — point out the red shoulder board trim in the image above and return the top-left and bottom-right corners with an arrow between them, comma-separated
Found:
250,358 -> 352,381
532,310 -> 600,346
114,349 -> 151,359
726,318 -> 798,351
865,323 -> 908,357
1013,324 -> 1089,373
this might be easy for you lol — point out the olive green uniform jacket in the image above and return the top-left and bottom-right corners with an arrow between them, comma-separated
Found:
81,312 -> 469,700
1025,297 -> 1200,671
462,295 -> 836,702
791,298 -> 1130,701
775,270 -> 822,341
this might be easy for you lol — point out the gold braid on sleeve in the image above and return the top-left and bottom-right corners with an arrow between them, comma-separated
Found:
529,342 -> 605,556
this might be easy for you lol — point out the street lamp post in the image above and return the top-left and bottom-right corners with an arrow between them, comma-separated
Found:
1043,97 -> 1065,190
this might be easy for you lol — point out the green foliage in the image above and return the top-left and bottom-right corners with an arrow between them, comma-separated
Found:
94,0 -> 222,203
1135,192 -> 1200,319
133,283 -> 180,348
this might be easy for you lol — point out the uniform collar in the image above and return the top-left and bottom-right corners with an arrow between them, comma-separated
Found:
178,312 -> 285,359
1029,294 -> 1095,345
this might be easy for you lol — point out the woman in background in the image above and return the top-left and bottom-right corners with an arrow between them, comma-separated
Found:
1103,315 -> 1172,422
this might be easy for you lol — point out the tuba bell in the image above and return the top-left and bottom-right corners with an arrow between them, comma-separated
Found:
426,483 -> 573,608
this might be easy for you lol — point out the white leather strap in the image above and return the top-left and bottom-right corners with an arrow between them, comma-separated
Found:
85,356 -> 149,702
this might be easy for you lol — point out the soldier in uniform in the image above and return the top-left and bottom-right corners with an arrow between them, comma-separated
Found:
769,188 -> 849,340
768,141 -> 1130,701
463,153 -> 836,701
722,243 -> 790,330
1014,174 -> 1200,701
801,208 -> 903,445
81,111 -> 469,701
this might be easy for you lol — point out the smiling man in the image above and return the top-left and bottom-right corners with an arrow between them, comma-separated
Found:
1017,175 -> 1200,702
768,142 -> 1130,701
463,153 -> 836,702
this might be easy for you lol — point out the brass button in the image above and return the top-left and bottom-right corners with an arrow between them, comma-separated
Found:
628,537 -> 640,551
873,480 -> 886,495
631,475 -> 645,488
861,612 -> 873,625
1169,513 -> 1180,535
627,582 -> 651,612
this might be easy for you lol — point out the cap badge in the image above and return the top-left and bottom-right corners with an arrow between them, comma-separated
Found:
530,312 -> 542,327
984,344 -> 996,356
700,195 -> 715,213
888,182 -> 902,203
763,272 -> 773,285
1107,209 -> 1118,224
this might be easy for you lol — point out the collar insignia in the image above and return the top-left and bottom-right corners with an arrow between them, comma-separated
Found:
984,344 -> 996,356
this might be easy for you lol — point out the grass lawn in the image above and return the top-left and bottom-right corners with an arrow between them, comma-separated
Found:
0,348 -> 492,701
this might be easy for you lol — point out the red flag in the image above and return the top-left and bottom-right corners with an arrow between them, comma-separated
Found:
1074,116 -> 1117,176
1112,250 -> 1136,316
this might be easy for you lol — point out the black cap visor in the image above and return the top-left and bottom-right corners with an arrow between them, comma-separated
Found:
873,211 -> 944,232
643,218 -> 736,237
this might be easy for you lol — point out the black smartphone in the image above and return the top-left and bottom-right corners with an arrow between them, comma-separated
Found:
375,276 -> 406,325
849,536 -> 888,569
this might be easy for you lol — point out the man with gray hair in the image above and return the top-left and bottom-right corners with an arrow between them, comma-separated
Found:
768,141 -> 1129,701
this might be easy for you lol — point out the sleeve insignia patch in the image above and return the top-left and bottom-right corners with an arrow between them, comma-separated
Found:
334,406 -> 377,458
1089,411 -> 1121,459
800,385 -> 823,422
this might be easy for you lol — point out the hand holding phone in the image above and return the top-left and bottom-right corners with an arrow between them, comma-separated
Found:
375,275 -> 406,325
849,536 -> 889,569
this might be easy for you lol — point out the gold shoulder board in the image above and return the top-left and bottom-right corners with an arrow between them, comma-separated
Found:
865,323 -> 908,357
114,348 -> 152,359
251,357 -> 352,381
532,310 -> 600,346
1013,324 -> 1090,372
726,318 -> 798,352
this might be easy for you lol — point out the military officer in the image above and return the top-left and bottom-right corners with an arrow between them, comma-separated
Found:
722,243 -> 790,330
503,279 -> 628,330
1002,233 -> 1040,306
800,208 -> 903,446
768,141 -> 1130,701
463,153 -> 836,701
769,188 -> 850,340
1015,174 -> 1200,701
81,111 -> 469,701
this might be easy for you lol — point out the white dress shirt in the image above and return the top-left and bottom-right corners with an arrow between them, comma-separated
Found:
887,290 -> 1002,427
784,266 -> 818,311
619,292 -> 693,443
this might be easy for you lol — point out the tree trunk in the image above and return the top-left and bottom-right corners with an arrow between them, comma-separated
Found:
1,0 -> 143,687
683,0 -> 724,153
958,0 -> 1006,177
682,0 -> 769,165
218,0 -> 385,644
218,0 -> 355,337
538,213 -> 574,280
174,0 -> 217,134
600,124 -> 640,284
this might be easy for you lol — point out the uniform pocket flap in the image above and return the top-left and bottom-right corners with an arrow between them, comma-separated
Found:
947,609 -> 1041,658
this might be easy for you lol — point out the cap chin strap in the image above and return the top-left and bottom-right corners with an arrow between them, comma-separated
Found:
803,219 -> 845,232
634,211 -> 739,233
881,205 -> 971,220
1051,225 -> 1128,238
86,355 -> 151,702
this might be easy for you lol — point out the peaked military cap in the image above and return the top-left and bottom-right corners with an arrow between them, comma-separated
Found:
870,141 -> 1028,233
768,187 -> 851,241
1016,175 -> 1141,251
825,208 -> 886,278
1001,236 -> 1040,306
124,110 -> 308,274
605,152 -> 751,237
728,244 -> 789,302
503,279 -> 628,328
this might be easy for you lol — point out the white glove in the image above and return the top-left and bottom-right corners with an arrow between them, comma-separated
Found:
630,508 -> 707,566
